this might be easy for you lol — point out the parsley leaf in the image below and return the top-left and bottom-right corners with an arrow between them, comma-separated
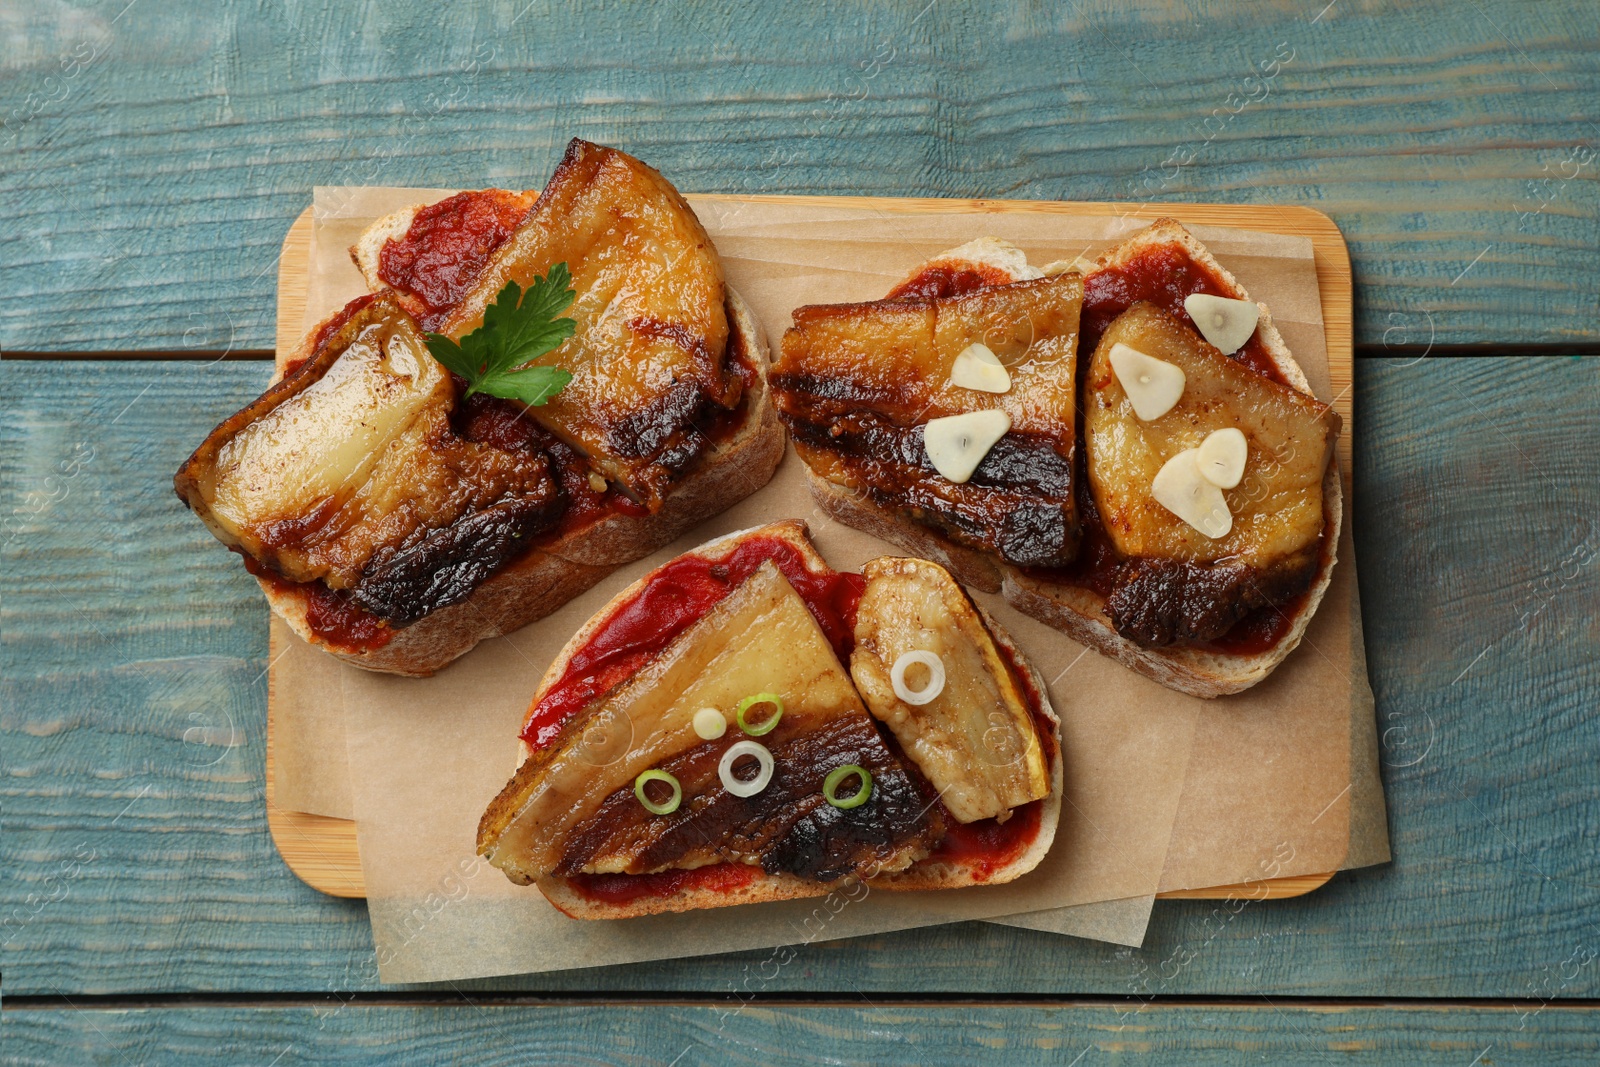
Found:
424,263 -> 577,407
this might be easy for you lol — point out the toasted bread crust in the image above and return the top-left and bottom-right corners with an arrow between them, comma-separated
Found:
886,236 -> 1043,296
797,219 -> 1342,697
496,522 -> 1062,917
349,203 -> 422,298
260,287 -> 782,677
535,868 -> 837,920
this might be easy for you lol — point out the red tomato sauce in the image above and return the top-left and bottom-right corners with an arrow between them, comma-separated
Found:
303,585 -> 394,651
519,537 -> 866,751
567,861 -> 759,906
238,553 -> 395,652
1083,245 -> 1284,385
928,800 -> 1043,879
1202,589 -> 1306,656
886,264 -> 1016,300
378,190 -> 533,330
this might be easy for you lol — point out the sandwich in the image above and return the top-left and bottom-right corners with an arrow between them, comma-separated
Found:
476,520 -> 1062,918
174,140 -> 784,675
770,221 -> 1342,697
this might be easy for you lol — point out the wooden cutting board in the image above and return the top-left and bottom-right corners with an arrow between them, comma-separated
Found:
266,194 -> 1351,901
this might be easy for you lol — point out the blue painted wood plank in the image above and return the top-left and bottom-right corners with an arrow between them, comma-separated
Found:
5,1002 -> 1600,1066
2,357 -> 1598,997
2,0 -> 1598,350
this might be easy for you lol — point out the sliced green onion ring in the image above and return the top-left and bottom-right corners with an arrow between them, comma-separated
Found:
735,692 -> 784,736
633,769 -> 682,815
823,764 -> 873,809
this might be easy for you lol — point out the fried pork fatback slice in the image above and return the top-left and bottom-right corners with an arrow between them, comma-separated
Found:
437,140 -> 733,510
173,296 -> 562,624
850,557 -> 1049,825
772,273 -> 1084,569
1084,301 -> 1341,644
476,561 -> 941,887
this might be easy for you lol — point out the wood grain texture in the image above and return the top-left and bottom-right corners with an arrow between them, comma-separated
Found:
6,1002 -> 1600,1065
264,196 -> 1347,902
4,356 -> 1597,997
3,0 -> 1598,351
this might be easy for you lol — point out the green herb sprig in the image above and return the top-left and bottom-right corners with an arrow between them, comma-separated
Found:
424,263 -> 577,407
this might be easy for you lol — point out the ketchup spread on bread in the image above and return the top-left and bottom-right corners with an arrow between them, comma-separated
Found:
930,801 -> 1041,877
567,862 -> 759,907
379,190 -> 533,330
887,264 -> 1016,300
520,537 -> 866,751
1203,588 -> 1307,656
239,553 -> 395,652
1083,245 -> 1285,385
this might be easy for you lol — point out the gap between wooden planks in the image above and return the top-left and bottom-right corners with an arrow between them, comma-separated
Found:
268,194 -> 1350,901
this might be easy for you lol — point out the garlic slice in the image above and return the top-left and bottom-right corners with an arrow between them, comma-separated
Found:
950,342 -> 1011,393
922,409 -> 1011,484
1196,428 -> 1248,489
1108,343 -> 1186,421
692,707 -> 727,740
1152,448 -> 1232,539
1183,293 -> 1260,355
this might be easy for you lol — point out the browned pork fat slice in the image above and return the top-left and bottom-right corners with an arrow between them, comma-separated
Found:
438,140 -> 734,510
476,562 -> 941,886
1083,301 -> 1341,645
850,558 -> 1049,824
772,273 -> 1084,568
173,295 -> 562,625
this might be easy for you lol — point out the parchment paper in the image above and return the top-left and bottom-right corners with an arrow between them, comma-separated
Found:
270,188 -> 1384,981
270,618 -> 354,819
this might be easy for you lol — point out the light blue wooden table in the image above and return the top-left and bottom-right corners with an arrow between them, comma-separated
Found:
3,1 -> 1598,1062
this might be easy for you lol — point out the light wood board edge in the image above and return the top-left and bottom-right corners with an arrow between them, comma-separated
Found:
266,196 -> 1352,904
265,624 -> 367,899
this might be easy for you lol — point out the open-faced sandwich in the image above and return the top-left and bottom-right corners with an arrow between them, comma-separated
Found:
771,221 -> 1342,697
175,140 -> 784,675
476,521 -> 1061,918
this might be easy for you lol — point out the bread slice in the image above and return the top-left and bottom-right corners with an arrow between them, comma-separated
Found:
349,202 -> 423,293
801,222 -> 1342,697
257,286 -> 782,676
1008,219 -> 1342,696
489,520 -> 1062,917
